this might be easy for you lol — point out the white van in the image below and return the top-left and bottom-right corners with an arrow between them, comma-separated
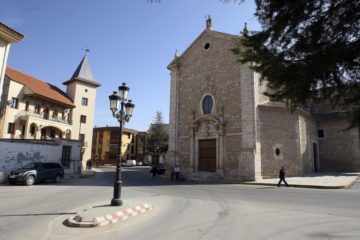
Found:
122,160 -> 136,167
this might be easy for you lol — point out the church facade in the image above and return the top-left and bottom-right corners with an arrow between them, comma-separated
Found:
167,18 -> 360,181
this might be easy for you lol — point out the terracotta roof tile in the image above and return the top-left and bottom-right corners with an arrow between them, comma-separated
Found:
5,67 -> 74,107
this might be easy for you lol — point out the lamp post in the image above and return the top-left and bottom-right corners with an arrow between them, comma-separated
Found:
153,146 -> 160,165
109,83 -> 135,206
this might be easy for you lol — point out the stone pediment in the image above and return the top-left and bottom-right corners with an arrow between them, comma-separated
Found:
167,29 -> 240,70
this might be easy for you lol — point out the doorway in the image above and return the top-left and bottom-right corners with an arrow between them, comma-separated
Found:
61,145 -> 72,168
198,139 -> 216,172
313,142 -> 318,172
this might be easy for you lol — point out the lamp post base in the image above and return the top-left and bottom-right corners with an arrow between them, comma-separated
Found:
111,198 -> 123,206
111,179 -> 123,206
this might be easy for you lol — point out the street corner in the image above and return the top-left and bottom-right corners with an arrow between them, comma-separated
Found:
65,203 -> 153,228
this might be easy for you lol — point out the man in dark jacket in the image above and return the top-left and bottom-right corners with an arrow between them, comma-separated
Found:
150,165 -> 158,179
277,166 -> 289,187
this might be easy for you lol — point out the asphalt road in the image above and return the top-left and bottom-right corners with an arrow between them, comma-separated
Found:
0,166 -> 359,240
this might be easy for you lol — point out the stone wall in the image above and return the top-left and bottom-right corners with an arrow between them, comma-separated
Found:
259,106 -> 317,177
224,134 -> 241,178
318,120 -> 360,171
0,139 -> 82,182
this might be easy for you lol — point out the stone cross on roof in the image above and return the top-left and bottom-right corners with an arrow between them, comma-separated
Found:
206,15 -> 212,30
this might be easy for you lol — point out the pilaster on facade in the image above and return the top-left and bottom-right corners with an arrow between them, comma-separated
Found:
168,62 -> 180,167
239,63 -> 261,180
0,23 -> 23,101
253,70 -> 262,180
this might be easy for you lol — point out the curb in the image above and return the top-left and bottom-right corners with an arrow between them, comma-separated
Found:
241,182 -> 353,189
66,203 -> 152,228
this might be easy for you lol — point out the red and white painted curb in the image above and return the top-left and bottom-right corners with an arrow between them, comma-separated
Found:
67,203 -> 152,227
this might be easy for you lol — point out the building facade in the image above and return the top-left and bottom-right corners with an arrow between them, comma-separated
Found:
0,55 -> 100,169
167,18 -> 360,181
92,126 -> 146,165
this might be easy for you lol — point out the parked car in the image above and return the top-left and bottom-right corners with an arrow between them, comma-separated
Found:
121,160 -> 137,167
136,161 -> 143,166
143,159 -> 152,166
7,162 -> 64,186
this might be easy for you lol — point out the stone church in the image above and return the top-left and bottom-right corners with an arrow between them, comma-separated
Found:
167,17 -> 360,181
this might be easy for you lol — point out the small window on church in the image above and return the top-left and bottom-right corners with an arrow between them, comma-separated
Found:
204,42 -> 210,50
275,148 -> 280,156
318,129 -> 325,139
202,95 -> 213,114
273,144 -> 283,160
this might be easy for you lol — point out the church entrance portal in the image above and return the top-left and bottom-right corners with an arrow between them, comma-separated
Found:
198,139 -> 216,172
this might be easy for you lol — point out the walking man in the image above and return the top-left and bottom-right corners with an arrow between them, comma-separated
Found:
174,165 -> 180,181
170,165 -> 175,181
150,165 -> 158,179
86,160 -> 92,170
277,166 -> 289,187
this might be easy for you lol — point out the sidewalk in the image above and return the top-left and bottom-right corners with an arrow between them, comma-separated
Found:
242,172 -> 359,189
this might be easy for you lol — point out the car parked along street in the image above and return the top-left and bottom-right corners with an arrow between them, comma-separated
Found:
7,162 -> 64,186
121,160 -> 137,167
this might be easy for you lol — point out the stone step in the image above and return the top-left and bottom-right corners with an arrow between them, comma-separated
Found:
187,171 -> 224,182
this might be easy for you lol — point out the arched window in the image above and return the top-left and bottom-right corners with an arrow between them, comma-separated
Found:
202,95 -> 213,114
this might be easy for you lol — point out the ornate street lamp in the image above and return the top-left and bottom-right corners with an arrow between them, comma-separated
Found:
108,82 -> 135,206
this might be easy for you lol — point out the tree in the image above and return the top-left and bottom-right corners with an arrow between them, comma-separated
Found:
232,0 -> 360,127
146,111 -> 168,153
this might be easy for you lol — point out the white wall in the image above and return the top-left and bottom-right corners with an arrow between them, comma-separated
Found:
2,78 -> 25,138
0,139 -> 82,182
0,39 -> 11,100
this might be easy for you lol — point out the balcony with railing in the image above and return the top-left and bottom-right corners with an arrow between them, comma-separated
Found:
15,110 -> 73,125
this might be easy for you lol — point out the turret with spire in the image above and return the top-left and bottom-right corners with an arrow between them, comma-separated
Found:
63,54 -> 101,88
63,54 -> 100,169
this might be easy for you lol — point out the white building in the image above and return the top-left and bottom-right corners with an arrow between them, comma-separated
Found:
0,56 -> 100,168
0,23 -> 101,169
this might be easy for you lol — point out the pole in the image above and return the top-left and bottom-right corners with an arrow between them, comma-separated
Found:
111,101 -> 124,206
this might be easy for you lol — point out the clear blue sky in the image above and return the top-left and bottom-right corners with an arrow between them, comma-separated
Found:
0,0 -> 259,131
